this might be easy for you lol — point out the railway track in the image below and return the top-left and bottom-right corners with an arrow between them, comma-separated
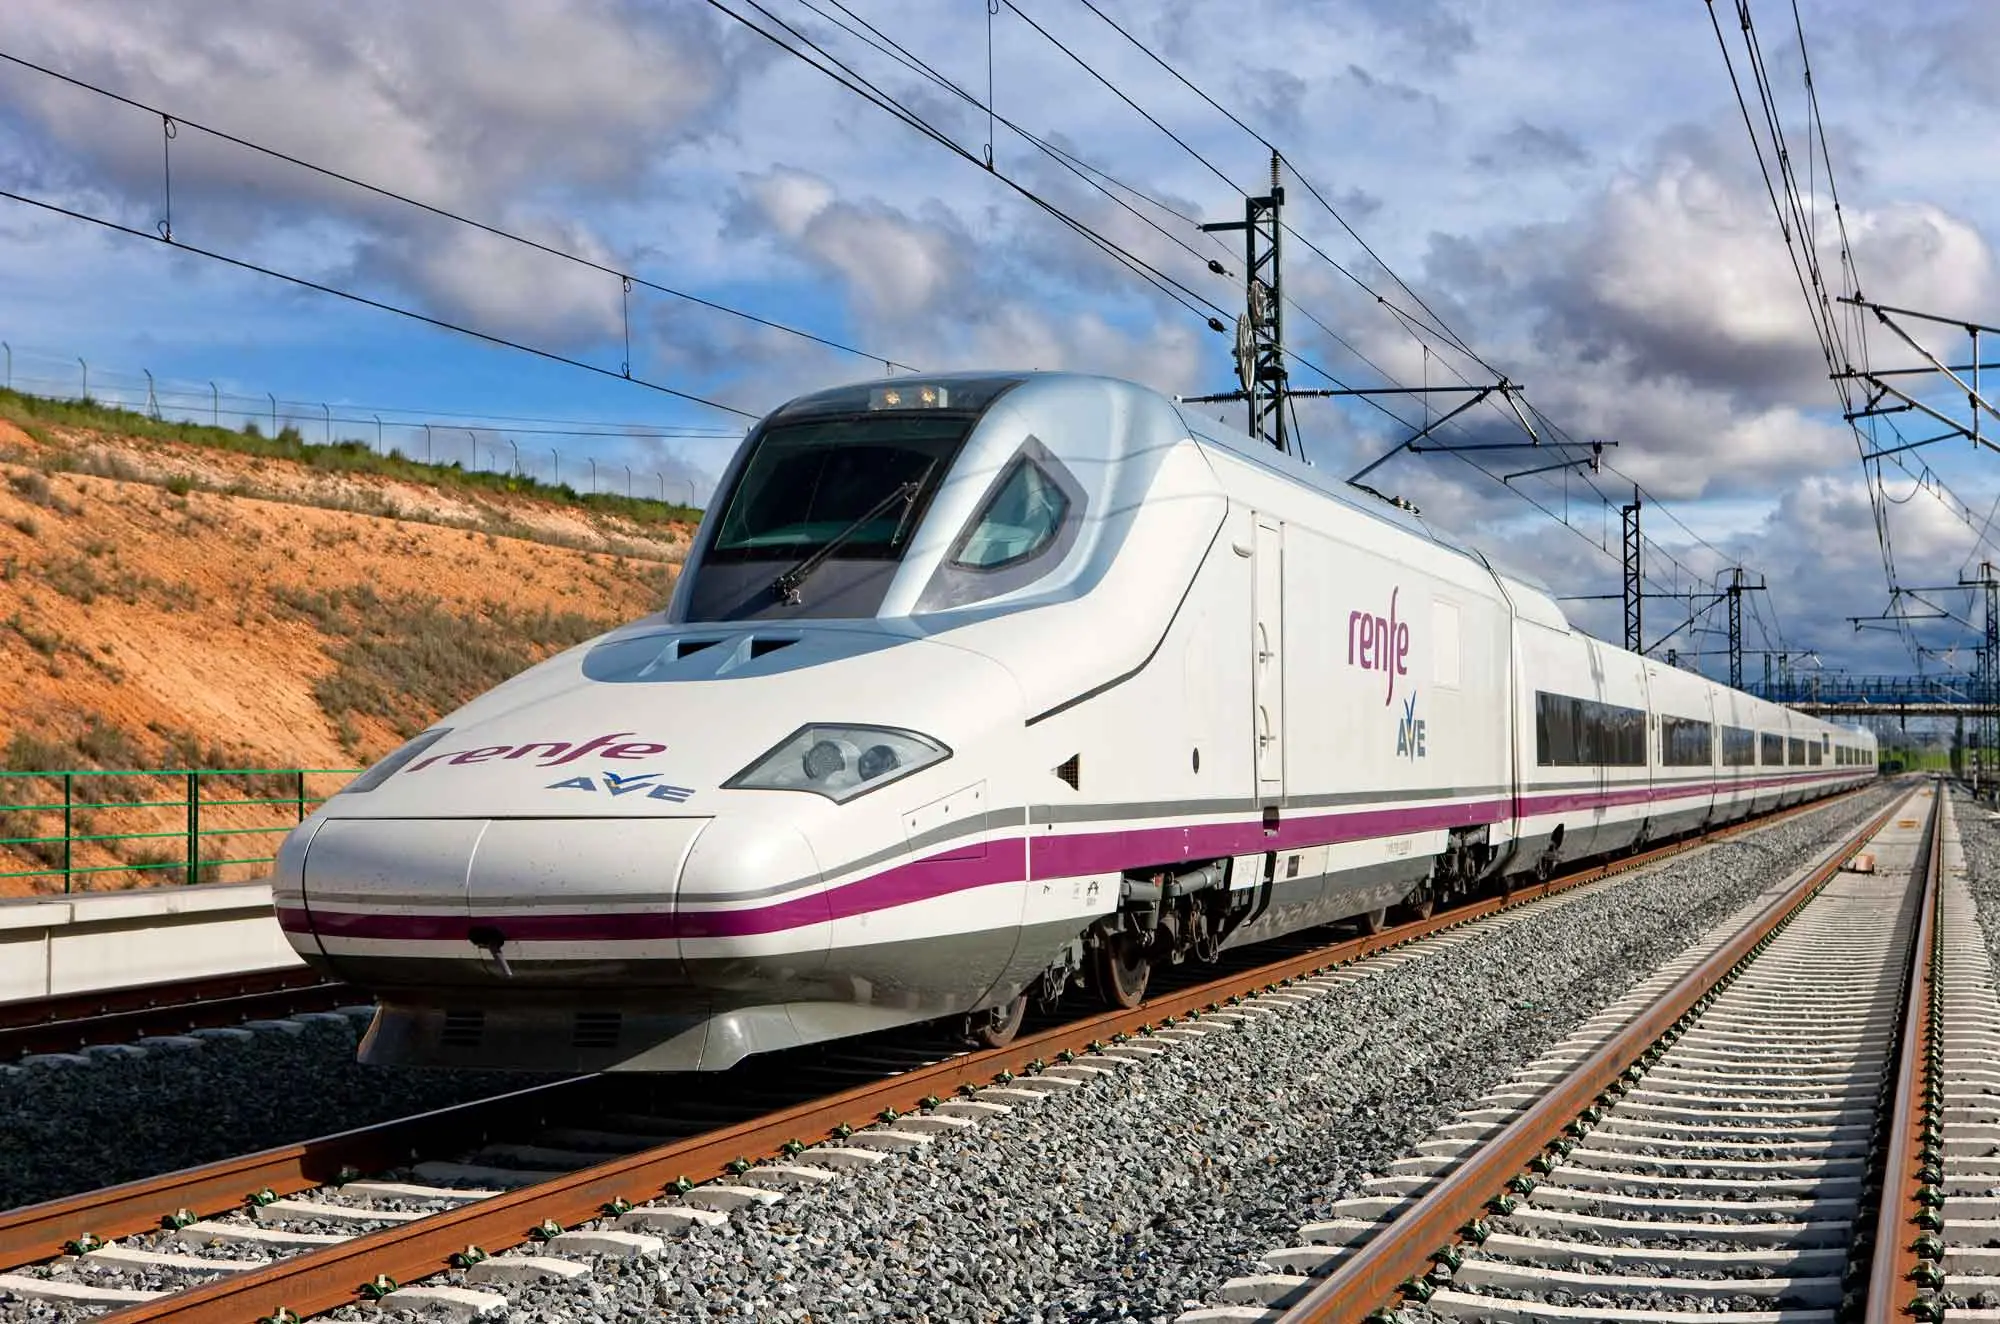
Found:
1170,782 -> 1942,1324
0,788 -> 1892,1323
1882,792 -> 2000,1321
0,968 -> 356,1063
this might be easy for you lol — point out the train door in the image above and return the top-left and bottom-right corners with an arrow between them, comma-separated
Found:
1253,515 -> 1285,805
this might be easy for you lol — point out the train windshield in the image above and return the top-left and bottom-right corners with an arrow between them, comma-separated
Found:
708,415 -> 971,563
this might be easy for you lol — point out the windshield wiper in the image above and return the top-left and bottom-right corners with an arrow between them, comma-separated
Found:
771,474 -> 927,606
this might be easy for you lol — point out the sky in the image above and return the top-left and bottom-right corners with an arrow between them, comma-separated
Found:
1,0 -> 1997,685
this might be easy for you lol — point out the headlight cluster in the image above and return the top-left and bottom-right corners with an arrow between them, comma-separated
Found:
725,724 -> 949,803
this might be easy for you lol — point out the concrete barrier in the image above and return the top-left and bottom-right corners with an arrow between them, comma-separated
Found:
0,882 -> 300,1002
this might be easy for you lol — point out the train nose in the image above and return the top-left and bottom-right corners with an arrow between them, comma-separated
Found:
285,815 -> 711,989
279,813 -> 837,1071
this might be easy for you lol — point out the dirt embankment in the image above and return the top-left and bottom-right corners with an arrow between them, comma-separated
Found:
0,417 -> 689,896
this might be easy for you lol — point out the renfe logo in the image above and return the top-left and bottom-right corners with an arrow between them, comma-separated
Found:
1348,586 -> 1409,705
405,734 -> 666,773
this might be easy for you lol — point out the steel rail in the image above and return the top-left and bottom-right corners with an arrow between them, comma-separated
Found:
0,967 -> 354,1059
1865,780 -> 1944,1321
0,1078 -> 599,1268
1271,787 -> 1916,1324
90,786 -> 1883,1324
0,816 -> 1656,1276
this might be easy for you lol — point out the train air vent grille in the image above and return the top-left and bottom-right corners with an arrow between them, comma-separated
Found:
440,1010 -> 484,1048
1054,755 -> 1080,790
749,637 -> 797,659
572,1011 -> 623,1049
675,638 -> 721,659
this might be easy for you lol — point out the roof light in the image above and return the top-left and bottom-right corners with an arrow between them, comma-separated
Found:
869,384 -> 949,410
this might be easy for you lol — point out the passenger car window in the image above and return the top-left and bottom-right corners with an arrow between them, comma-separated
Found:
951,459 -> 1069,570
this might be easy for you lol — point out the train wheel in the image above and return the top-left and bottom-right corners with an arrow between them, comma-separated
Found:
1401,897 -> 1436,922
971,992 -> 1028,1050
1357,907 -> 1389,935
1092,934 -> 1151,1010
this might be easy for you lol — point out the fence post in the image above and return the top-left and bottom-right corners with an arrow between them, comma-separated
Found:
296,769 -> 307,822
62,773 -> 73,894
185,771 -> 200,885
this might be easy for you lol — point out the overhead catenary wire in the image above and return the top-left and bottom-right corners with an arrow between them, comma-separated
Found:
2,27 -> 1275,433
812,0 -> 1231,252
0,50 -> 919,377
1063,0 -> 1494,373
1700,0 -> 1991,667
1056,3 -> 1832,657
791,0 -> 1243,282
4,0 -> 1661,605
699,0 -> 1235,330
1033,0 -> 1769,650
0,187 -> 761,419
1708,0 -> 1994,665
0,11 -> 1825,662
1070,0 -> 1495,377
999,0 -> 1241,197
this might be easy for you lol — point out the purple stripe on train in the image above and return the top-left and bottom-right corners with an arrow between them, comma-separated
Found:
291,770 -> 1859,945
288,840 -> 1028,943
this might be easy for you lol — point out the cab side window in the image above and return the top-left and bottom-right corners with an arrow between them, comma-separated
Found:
913,435 -> 1088,613
951,459 -> 1069,570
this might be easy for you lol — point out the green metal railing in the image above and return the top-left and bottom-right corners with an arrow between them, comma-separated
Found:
0,767 -> 361,893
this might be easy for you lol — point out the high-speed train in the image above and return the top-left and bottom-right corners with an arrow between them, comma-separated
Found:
274,371 -> 1877,1071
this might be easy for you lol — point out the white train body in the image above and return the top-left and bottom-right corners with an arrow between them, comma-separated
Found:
274,372 -> 1877,1071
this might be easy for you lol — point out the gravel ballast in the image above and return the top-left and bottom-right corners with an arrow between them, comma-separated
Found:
0,1014 -> 556,1210
299,784 -> 1905,1324
1946,785 -> 2000,984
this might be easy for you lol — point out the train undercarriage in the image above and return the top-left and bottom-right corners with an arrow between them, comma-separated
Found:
961,806 -> 1773,1050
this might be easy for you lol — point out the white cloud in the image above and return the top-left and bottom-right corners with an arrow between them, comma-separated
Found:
354,220 -> 625,348
0,0 -> 734,212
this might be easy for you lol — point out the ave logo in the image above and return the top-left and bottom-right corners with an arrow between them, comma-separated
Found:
1395,693 -> 1427,760
547,771 -> 694,803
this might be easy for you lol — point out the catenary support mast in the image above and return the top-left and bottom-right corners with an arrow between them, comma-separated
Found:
1622,489 -> 1641,654
1199,152 -> 1287,452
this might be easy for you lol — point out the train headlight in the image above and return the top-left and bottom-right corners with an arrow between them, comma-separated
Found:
725,724 -> 950,803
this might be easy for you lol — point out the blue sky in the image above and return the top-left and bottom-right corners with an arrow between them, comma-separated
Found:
2,0 -> 1998,681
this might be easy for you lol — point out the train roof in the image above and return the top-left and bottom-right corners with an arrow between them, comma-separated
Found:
769,368 -> 1560,602
754,370 -> 1866,739
1163,386 -> 1560,597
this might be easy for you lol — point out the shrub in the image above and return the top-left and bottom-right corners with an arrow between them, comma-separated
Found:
43,557 -> 105,605
7,614 -> 61,657
122,846 -> 184,886
74,717 -> 145,767
270,584 -> 616,751
6,471 -> 52,505
0,809 -> 64,868
3,731 -> 70,772
5,469 -> 77,516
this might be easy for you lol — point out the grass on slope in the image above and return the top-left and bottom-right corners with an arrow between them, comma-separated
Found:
0,388 -> 704,528
269,584 -> 618,752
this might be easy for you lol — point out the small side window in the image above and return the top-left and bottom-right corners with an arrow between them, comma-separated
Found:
950,459 -> 1069,570
913,434 -> 1087,613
